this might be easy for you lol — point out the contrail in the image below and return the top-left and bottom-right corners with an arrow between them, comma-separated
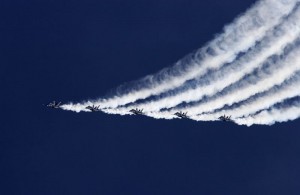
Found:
93,0 -> 298,108
60,0 -> 300,126
236,96 -> 300,126
125,6 -> 300,112
171,40 -> 300,115
103,36 -> 300,117
125,44 -> 300,121
191,71 -> 300,121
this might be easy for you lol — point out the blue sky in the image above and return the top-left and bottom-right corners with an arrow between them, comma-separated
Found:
1,0 -> 300,194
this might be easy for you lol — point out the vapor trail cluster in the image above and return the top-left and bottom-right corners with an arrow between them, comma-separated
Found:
61,0 -> 300,126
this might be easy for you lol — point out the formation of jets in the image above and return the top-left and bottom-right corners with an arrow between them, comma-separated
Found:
47,101 -> 61,109
46,101 -> 233,122
174,111 -> 188,118
218,115 -> 232,122
86,105 -> 101,112
129,108 -> 144,115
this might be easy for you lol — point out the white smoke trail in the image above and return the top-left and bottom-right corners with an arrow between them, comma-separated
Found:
126,6 -> 300,112
61,102 -> 93,113
101,42 -> 300,120
102,37 -> 300,118
60,0 -> 300,126
91,0 -> 298,109
192,71 -> 300,121
236,97 -> 300,126
173,43 -> 300,115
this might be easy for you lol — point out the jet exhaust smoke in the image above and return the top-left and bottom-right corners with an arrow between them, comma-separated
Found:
60,0 -> 300,126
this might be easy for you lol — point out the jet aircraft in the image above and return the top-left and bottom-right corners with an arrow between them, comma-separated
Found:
129,108 -> 144,115
47,101 -> 61,109
174,111 -> 188,118
86,105 -> 100,112
218,115 -> 232,122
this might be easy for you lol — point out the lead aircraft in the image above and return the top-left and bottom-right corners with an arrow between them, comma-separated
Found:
47,101 -> 61,109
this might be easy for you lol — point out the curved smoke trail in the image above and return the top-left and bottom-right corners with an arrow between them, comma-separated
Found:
126,6 -> 300,112
236,96 -> 300,126
61,0 -> 300,126
198,71 -> 300,119
175,39 -> 300,114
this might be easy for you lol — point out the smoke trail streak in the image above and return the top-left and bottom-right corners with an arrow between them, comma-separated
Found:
236,97 -> 300,126
91,0 -> 298,109
170,43 -> 300,115
126,6 -> 300,112
192,71 -> 300,121
60,0 -> 300,126
105,37 -> 300,118
62,0 -> 297,112
99,41 -> 300,120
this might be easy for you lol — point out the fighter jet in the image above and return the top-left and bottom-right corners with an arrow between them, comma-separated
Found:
218,115 -> 232,122
174,111 -> 188,118
47,101 -> 61,109
86,105 -> 100,112
129,108 -> 144,115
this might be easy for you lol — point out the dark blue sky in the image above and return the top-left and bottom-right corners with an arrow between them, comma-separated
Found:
1,0 -> 300,194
